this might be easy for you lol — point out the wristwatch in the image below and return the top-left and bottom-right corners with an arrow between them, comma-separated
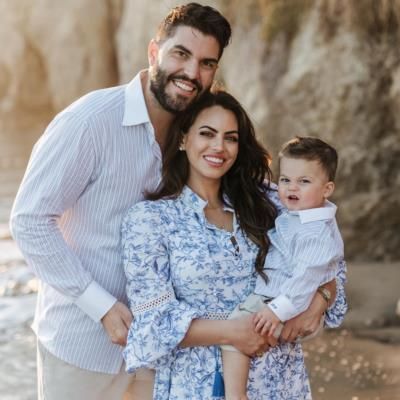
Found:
317,287 -> 331,305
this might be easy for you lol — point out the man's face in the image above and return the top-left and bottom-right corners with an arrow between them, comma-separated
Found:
149,25 -> 220,113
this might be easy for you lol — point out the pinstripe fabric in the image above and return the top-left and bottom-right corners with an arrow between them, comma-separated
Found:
255,202 -> 344,322
10,72 -> 162,373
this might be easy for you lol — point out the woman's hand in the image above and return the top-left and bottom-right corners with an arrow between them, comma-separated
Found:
227,315 -> 277,356
280,279 -> 336,342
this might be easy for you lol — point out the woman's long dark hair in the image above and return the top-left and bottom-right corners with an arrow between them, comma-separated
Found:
148,90 -> 277,281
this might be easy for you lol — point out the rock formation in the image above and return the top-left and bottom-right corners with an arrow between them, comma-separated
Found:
1,0 -> 399,261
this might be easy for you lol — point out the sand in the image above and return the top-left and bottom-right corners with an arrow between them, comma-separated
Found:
1,246 -> 399,399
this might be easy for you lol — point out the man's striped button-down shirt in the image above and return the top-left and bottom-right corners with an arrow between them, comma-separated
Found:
10,71 -> 161,373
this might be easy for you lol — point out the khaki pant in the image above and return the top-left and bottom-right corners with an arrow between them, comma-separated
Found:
37,341 -> 155,400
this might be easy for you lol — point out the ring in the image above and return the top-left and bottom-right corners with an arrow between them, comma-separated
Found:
256,352 -> 264,357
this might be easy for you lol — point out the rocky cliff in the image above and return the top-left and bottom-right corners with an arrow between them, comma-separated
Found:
1,0 -> 399,261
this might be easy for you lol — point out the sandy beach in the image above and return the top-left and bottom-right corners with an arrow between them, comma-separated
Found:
1,239 -> 399,400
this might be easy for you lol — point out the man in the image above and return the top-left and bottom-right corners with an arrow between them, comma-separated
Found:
10,3 -> 232,399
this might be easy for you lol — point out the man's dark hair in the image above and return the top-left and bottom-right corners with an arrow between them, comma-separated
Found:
156,3 -> 231,58
279,136 -> 338,181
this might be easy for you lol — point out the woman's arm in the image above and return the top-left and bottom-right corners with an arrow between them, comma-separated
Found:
180,315 -> 273,356
280,262 -> 347,343
279,279 -> 334,342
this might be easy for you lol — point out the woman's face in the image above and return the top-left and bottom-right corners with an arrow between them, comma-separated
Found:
182,105 -> 239,187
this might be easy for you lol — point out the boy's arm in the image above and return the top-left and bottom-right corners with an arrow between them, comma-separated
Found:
280,266 -> 346,343
252,284 -> 333,340
267,225 -> 341,323
279,281 -> 331,342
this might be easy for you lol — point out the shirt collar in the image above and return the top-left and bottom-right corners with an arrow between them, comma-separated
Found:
180,185 -> 234,214
122,71 -> 151,127
288,200 -> 337,224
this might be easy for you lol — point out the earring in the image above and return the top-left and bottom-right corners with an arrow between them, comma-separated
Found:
179,144 -> 185,151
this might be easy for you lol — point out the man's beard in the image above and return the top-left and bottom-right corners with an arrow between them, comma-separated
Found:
149,67 -> 204,114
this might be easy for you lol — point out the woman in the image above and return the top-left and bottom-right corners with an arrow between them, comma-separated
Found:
121,91 -> 346,399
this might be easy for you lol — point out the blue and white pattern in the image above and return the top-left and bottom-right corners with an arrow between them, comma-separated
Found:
122,185 -> 347,399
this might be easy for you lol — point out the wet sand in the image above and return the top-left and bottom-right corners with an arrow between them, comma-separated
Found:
0,253 -> 399,400
304,330 -> 400,399
0,322 -> 399,399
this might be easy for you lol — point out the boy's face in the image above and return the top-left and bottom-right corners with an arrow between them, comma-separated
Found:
278,156 -> 335,211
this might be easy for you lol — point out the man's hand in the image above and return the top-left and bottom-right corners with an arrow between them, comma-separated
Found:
228,315 -> 272,357
101,301 -> 133,346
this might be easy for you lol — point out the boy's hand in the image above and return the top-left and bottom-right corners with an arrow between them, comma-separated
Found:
228,315 -> 271,356
253,306 -> 282,336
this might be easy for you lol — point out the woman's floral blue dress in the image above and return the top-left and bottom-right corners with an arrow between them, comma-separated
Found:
121,186 -> 347,400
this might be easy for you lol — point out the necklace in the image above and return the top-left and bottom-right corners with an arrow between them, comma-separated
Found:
205,203 -> 224,211
204,207 -> 232,231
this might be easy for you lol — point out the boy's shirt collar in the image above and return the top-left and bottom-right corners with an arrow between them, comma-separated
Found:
287,201 -> 337,224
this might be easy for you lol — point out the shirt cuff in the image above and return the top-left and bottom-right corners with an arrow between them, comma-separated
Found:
74,281 -> 117,322
267,295 -> 298,322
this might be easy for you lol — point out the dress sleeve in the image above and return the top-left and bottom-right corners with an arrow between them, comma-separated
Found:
121,202 -> 201,372
324,258 -> 348,328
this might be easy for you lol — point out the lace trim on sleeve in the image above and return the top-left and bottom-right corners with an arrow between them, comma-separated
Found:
203,311 -> 230,320
130,291 -> 174,315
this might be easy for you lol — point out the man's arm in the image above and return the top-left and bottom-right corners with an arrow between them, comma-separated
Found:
10,112 -> 118,323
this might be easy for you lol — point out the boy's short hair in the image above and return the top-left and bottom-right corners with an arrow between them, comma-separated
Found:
279,136 -> 338,181
156,3 -> 231,59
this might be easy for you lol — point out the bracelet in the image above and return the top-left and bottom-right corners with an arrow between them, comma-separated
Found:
317,287 -> 331,305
